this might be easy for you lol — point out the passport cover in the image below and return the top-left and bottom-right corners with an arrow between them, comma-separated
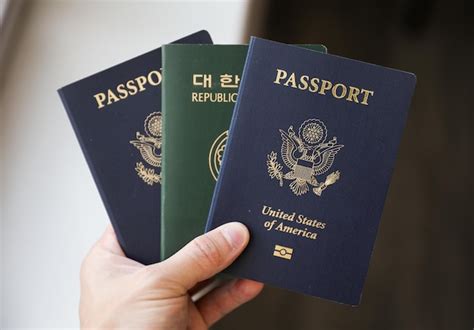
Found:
57,30 -> 212,265
161,44 -> 327,260
206,37 -> 416,304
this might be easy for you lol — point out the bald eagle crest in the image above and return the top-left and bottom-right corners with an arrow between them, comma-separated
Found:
130,112 -> 162,185
266,119 -> 343,196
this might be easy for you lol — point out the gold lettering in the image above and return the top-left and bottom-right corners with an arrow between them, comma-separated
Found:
309,78 -> 319,93
92,69 -> 162,110
116,84 -> 128,99
93,93 -> 106,109
261,204 -> 326,241
332,83 -> 347,99
298,75 -> 309,90
346,86 -> 360,103
273,69 -> 287,84
148,70 -> 162,86
272,68 -> 374,106
125,80 -> 137,96
262,205 -> 271,215
106,89 -> 120,105
135,76 -> 147,92
190,92 -> 238,103
360,89 -> 374,105
318,79 -> 332,95
284,73 -> 297,88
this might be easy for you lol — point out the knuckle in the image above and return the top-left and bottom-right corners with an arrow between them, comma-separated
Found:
190,235 -> 225,269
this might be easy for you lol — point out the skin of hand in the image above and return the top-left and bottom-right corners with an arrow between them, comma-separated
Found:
80,222 -> 263,329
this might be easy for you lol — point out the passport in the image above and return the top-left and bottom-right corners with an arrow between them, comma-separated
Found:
57,30 -> 212,265
161,44 -> 327,260
205,37 -> 416,304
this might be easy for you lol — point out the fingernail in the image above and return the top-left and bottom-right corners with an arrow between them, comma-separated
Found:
222,222 -> 248,249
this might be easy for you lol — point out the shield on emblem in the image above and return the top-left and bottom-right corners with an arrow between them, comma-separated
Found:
293,159 -> 313,182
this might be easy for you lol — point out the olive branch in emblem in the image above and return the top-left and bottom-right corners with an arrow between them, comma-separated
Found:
135,162 -> 161,185
266,151 -> 283,187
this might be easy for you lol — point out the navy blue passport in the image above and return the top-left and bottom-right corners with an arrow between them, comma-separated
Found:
206,37 -> 416,304
58,30 -> 212,264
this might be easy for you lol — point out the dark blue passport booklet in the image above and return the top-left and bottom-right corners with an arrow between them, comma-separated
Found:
206,37 -> 416,304
58,30 -> 212,264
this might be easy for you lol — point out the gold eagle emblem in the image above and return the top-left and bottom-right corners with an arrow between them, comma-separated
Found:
267,118 -> 343,196
130,112 -> 162,185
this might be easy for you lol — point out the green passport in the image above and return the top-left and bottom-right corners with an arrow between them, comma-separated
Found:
161,44 -> 327,260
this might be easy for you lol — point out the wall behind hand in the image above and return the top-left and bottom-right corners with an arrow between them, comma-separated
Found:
0,1 -> 248,328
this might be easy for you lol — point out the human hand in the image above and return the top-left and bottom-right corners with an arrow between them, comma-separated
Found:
80,223 -> 263,329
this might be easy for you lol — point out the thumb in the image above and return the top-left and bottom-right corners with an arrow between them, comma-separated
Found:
92,224 -> 125,256
157,222 -> 249,290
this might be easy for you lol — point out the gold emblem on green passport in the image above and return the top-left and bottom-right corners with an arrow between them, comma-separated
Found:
266,118 -> 343,196
130,112 -> 162,185
208,130 -> 228,181
273,244 -> 293,260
